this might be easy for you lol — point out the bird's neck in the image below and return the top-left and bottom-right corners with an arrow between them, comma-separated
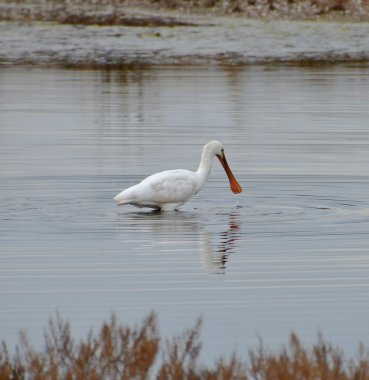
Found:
196,147 -> 214,187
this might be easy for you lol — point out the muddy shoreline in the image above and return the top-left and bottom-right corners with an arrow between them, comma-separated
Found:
1,8 -> 369,67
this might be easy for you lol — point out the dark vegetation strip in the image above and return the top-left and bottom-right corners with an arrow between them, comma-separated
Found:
1,0 -> 369,24
1,312 -> 369,379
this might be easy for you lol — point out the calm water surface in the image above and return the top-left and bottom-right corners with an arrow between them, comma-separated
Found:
1,65 -> 369,359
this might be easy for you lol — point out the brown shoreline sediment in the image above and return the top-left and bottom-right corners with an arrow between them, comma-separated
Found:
2,0 -> 369,24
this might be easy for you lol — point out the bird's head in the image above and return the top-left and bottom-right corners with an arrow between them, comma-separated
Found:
204,140 -> 243,194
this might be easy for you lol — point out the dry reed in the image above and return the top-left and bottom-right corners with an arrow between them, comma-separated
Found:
2,313 -> 369,379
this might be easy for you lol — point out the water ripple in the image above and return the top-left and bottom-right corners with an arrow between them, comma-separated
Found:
1,66 -> 369,358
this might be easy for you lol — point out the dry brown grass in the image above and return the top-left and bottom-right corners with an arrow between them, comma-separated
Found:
0,0 -> 196,25
145,0 -> 369,19
0,0 -> 369,23
0,312 -> 160,380
2,313 -> 369,379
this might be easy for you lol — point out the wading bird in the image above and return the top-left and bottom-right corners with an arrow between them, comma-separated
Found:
114,140 -> 242,211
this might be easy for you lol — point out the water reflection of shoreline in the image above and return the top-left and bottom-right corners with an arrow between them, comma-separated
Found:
116,209 -> 242,274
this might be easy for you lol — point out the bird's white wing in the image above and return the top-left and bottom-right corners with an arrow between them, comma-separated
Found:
137,169 -> 198,204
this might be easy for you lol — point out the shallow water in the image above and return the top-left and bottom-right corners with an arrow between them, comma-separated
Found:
1,65 -> 369,359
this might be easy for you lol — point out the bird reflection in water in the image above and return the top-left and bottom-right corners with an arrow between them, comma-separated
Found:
116,208 -> 242,274
201,211 -> 242,274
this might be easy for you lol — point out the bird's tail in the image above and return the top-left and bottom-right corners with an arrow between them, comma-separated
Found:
113,193 -> 131,206
115,199 -> 131,206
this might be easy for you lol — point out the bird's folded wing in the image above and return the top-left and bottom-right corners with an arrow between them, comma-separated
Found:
141,170 -> 197,203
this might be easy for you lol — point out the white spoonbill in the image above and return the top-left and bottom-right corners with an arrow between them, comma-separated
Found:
113,140 -> 242,211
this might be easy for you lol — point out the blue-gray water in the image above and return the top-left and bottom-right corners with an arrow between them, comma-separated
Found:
1,65 -> 369,359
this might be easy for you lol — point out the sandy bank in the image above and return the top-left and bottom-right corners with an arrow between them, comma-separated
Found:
1,11 -> 369,67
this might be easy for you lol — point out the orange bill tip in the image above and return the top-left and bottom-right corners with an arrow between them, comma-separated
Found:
230,179 -> 243,194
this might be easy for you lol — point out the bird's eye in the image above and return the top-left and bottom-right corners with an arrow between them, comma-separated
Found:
221,148 -> 224,152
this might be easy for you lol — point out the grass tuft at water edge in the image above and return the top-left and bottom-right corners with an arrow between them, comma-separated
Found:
1,312 -> 369,379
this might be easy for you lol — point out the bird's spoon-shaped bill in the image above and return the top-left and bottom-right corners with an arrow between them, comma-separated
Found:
217,153 -> 243,194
